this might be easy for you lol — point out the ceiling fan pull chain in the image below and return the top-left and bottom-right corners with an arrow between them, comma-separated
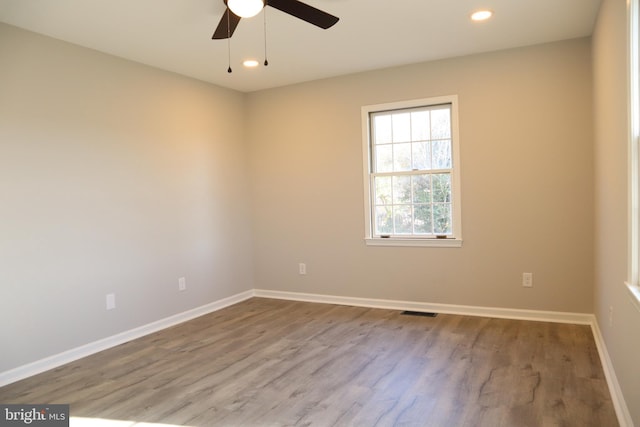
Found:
263,7 -> 269,66
227,8 -> 233,73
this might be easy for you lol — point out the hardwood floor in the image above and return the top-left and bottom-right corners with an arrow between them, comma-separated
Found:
0,298 -> 618,426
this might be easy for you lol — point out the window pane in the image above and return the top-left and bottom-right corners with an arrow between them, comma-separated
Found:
375,206 -> 393,234
412,141 -> 431,170
373,115 -> 392,144
431,108 -> 451,139
392,113 -> 411,142
394,205 -> 412,234
433,203 -> 452,234
364,97 -> 459,242
411,110 -> 430,141
414,205 -> 433,234
393,143 -> 412,171
393,176 -> 411,204
412,175 -> 431,204
375,144 -> 393,173
433,174 -> 451,203
374,176 -> 392,205
432,139 -> 452,169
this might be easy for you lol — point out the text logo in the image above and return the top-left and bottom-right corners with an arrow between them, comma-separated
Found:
0,405 -> 68,426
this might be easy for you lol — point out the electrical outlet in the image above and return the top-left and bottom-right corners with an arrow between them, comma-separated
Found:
106,293 -> 116,310
299,263 -> 307,275
178,277 -> 187,291
522,272 -> 533,288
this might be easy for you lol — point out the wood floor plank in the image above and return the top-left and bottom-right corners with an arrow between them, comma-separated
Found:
0,298 -> 618,426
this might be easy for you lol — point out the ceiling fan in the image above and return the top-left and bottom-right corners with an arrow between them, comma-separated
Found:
212,0 -> 339,40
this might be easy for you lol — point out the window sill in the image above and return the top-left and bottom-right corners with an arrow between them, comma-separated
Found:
624,282 -> 640,313
364,237 -> 463,248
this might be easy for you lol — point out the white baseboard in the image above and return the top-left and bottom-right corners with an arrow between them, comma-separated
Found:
590,317 -> 634,427
0,290 -> 254,388
253,289 -> 594,324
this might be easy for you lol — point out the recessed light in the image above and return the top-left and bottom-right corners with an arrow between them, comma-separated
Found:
243,59 -> 260,68
471,10 -> 493,21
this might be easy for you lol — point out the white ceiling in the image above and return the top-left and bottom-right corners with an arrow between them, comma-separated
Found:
0,0 -> 602,93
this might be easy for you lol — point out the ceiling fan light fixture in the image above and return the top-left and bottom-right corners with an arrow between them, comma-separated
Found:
228,0 -> 264,18
471,10 -> 493,21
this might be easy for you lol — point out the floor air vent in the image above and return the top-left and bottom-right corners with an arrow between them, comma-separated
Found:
401,310 -> 438,317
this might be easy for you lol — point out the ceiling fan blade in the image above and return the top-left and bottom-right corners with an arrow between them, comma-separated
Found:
267,0 -> 339,29
212,8 -> 242,39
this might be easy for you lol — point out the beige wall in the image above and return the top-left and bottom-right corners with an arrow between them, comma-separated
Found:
0,24 -> 253,372
247,38 -> 595,313
593,0 -> 640,424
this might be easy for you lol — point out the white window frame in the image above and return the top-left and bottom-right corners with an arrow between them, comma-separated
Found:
627,0 -> 640,308
361,95 -> 462,247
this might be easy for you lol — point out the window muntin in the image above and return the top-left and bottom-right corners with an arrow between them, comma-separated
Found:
362,96 -> 461,247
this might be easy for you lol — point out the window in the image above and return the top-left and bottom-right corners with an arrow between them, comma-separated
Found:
628,0 -> 640,306
362,96 -> 462,247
